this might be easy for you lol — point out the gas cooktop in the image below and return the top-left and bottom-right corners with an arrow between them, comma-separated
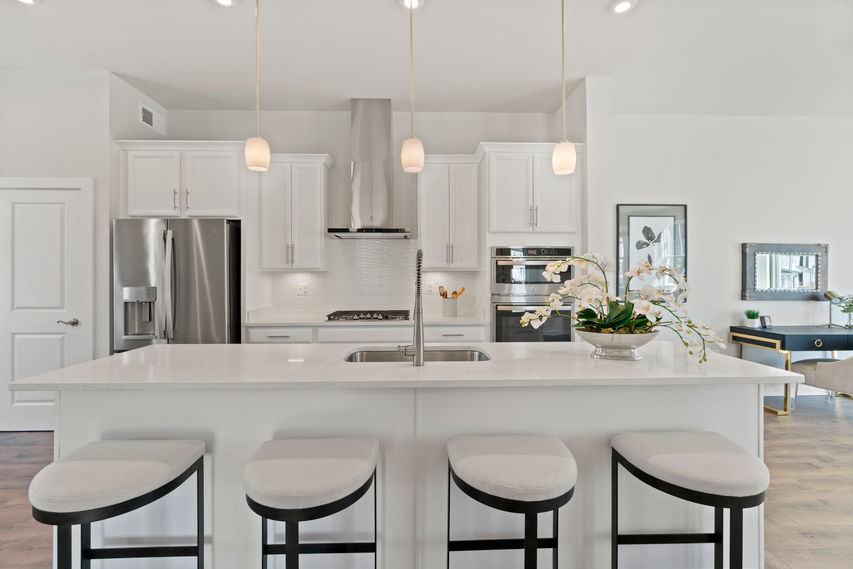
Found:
326,310 -> 410,322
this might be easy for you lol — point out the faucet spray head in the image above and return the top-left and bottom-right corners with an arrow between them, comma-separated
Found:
416,249 -> 423,294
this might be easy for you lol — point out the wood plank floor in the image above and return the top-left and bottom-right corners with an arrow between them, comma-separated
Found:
0,432 -> 53,569
0,396 -> 850,568
764,395 -> 853,569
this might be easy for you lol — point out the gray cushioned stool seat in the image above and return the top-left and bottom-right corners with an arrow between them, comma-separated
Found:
243,438 -> 379,510
611,431 -> 769,497
29,440 -> 204,514
447,435 -> 577,502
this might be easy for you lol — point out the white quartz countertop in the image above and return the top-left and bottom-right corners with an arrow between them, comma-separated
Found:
13,342 -> 800,391
244,309 -> 485,327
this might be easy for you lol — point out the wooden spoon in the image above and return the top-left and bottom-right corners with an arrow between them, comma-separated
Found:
453,287 -> 465,299
438,286 -> 447,298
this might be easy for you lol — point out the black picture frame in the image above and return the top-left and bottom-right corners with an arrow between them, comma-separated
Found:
616,204 -> 687,297
760,315 -> 772,328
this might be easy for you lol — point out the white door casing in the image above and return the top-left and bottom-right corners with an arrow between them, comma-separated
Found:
0,178 -> 94,431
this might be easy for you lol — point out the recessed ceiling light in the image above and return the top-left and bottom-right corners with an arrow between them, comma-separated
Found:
610,0 -> 636,14
399,0 -> 424,9
216,0 -> 234,6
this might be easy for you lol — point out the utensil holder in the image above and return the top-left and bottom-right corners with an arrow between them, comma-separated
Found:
442,298 -> 458,317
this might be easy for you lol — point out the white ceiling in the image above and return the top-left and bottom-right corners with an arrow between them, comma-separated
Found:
1,0 -> 851,114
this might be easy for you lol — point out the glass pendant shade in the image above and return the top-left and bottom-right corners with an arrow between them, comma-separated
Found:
401,137 -> 425,173
552,140 -> 576,175
245,136 -> 270,172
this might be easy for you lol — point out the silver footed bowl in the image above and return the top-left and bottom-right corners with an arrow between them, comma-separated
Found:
575,330 -> 660,361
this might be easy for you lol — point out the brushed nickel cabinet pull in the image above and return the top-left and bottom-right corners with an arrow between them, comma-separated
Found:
173,188 -> 178,211
442,333 -> 464,337
185,188 -> 190,210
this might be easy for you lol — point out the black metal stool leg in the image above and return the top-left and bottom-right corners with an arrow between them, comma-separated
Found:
446,464 -> 451,569
285,520 -> 299,569
81,522 -> 91,569
611,451 -> 618,569
552,507 -> 559,569
261,517 -> 268,569
714,507 -> 723,569
197,461 -> 204,569
729,508 -> 743,569
524,512 -> 538,569
57,524 -> 72,569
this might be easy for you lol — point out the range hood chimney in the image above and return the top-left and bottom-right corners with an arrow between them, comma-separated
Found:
328,99 -> 411,239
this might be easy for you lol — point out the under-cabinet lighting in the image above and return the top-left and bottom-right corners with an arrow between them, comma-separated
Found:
288,359 -> 305,363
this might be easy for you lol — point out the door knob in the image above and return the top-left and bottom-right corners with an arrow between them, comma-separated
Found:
57,318 -> 80,327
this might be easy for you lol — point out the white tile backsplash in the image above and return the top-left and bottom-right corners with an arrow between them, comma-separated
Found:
269,240 -> 480,317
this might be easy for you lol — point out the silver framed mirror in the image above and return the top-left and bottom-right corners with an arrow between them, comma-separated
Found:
741,243 -> 828,301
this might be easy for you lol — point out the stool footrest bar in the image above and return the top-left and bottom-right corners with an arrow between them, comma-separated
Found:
449,537 -> 557,552
617,532 -> 718,545
85,545 -> 200,559
265,542 -> 376,555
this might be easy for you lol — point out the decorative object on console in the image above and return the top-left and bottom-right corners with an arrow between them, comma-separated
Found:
823,290 -> 845,327
552,0 -> 577,175
617,204 -> 687,296
400,0 -> 424,173
841,295 -> 853,328
244,0 -> 270,171
760,315 -> 772,328
744,309 -> 760,328
741,243 -> 828,301
521,254 -> 724,361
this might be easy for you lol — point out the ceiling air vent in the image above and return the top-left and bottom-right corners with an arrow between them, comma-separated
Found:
138,103 -> 166,136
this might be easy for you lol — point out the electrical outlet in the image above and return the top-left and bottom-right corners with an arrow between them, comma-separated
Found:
296,282 -> 309,296
425,282 -> 435,295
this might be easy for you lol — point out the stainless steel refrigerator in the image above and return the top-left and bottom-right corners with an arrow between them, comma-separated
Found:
112,218 -> 240,352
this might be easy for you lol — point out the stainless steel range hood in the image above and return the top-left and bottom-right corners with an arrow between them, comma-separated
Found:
328,99 -> 411,239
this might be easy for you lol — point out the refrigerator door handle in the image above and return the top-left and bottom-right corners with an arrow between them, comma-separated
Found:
163,229 -> 175,340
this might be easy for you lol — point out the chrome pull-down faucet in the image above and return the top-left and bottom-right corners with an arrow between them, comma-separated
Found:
398,249 -> 425,366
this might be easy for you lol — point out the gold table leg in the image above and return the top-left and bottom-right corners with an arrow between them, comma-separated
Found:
763,351 -> 792,416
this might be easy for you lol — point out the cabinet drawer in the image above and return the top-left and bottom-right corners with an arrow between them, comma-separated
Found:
317,327 -> 412,344
246,327 -> 314,344
425,326 -> 486,342
785,334 -> 848,351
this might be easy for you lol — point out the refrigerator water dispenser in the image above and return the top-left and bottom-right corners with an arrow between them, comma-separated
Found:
122,286 -> 156,338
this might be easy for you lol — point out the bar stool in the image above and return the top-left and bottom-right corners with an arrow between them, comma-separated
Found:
28,439 -> 205,569
243,437 -> 379,569
611,431 -> 770,569
446,435 -> 577,569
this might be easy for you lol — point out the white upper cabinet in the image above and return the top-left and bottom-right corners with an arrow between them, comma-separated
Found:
126,150 -> 182,217
480,142 -> 583,234
120,141 -> 242,218
488,152 -> 533,232
260,155 -> 330,271
182,151 -> 240,217
418,157 -> 479,270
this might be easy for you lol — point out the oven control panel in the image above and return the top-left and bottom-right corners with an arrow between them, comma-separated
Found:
491,246 -> 573,258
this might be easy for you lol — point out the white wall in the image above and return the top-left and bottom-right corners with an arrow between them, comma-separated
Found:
584,77 -> 853,361
0,70 -> 112,357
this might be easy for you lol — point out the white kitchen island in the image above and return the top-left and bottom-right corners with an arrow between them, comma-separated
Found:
14,341 -> 799,569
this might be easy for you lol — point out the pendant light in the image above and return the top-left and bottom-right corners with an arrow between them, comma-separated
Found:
552,0 -> 576,175
245,0 -> 270,171
401,0 -> 424,173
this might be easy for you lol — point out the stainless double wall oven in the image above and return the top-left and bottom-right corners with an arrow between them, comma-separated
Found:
491,246 -> 574,342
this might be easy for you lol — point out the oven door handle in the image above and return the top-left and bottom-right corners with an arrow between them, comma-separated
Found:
495,260 -> 555,266
496,305 -> 549,312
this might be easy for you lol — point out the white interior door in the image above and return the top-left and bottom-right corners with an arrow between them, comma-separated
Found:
0,178 -> 93,431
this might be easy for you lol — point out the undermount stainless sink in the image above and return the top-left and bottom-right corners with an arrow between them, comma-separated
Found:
344,347 -> 491,363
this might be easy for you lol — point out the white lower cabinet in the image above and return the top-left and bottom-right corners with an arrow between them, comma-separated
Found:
246,324 -> 487,344
246,326 -> 314,344
259,155 -> 331,271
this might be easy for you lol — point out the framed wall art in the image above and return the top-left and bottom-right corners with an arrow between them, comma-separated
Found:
616,204 -> 687,296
